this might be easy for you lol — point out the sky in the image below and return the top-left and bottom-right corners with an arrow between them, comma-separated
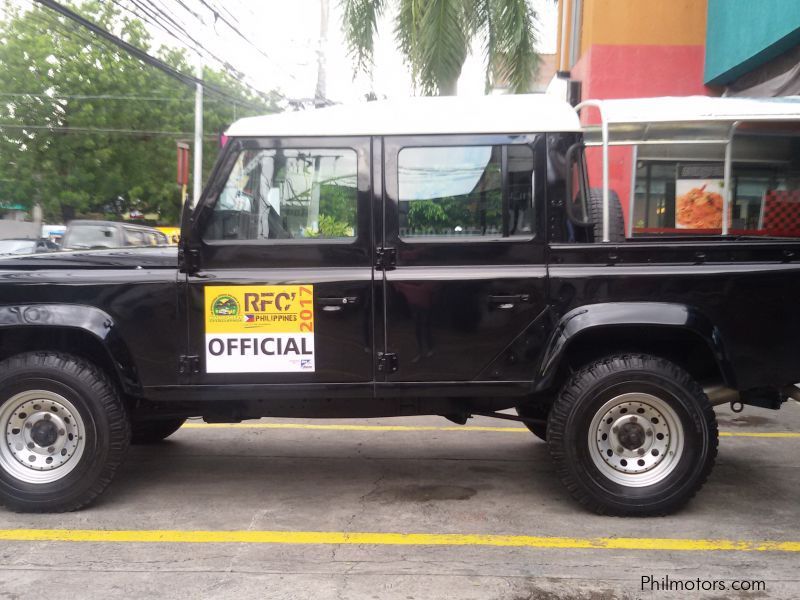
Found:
144,0 -> 559,104
0,0 -> 558,103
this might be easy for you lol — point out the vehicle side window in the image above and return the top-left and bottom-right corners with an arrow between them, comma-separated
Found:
398,144 -> 535,239
124,228 -> 146,246
203,148 -> 358,242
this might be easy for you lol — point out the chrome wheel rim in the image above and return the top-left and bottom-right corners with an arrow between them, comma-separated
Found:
0,390 -> 85,484
588,392 -> 684,487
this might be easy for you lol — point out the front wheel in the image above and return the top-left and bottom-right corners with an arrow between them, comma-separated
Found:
0,352 -> 130,512
548,354 -> 718,516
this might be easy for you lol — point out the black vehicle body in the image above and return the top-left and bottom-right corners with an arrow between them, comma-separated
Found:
1,132 -> 799,421
3,93 -> 800,515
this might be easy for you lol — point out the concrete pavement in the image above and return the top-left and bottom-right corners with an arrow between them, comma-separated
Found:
0,402 -> 798,599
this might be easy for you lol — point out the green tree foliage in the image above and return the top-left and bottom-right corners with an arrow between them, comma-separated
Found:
341,0 -> 539,95
0,1 -> 279,224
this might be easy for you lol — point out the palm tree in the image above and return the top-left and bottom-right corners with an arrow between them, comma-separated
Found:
341,0 -> 540,96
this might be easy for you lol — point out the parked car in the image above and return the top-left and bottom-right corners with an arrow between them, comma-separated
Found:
0,95 -> 799,516
61,220 -> 169,250
0,238 -> 59,256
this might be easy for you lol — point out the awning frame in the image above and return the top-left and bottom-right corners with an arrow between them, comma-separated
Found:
575,96 -> 800,241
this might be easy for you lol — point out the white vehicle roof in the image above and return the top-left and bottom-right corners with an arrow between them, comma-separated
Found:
225,94 -> 582,138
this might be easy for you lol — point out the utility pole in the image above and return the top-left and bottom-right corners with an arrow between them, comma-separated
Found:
192,60 -> 204,207
314,0 -> 329,107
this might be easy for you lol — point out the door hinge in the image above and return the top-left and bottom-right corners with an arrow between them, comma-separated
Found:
377,352 -> 399,374
375,247 -> 397,271
178,247 -> 200,274
178,355 -> 200,375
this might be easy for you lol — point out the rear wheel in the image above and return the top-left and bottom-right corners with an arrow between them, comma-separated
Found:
0,352 -> 130,512
548,354 -> 717,516
131,417 -> 186,444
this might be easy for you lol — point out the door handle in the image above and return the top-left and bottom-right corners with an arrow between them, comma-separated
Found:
489,294 -> 531,304
488,294 -> 531,309
318,296 -> 358,312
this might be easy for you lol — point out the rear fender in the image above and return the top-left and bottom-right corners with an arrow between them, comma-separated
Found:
535,302 -> 734,391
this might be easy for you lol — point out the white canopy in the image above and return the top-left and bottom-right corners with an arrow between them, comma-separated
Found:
576,96 -> 800,240
580,96 -> 800,145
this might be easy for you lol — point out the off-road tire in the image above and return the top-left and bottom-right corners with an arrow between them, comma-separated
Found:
515,403 -> 549,441
588,188 -> 626,242
0,352 -> 130,512
131,417 -> 186,444
548,354 -> 717,516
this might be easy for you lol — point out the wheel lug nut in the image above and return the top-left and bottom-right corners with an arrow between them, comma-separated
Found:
43,414 -> 51,421
646,429 -> 653,436
637,448 -> 645,456
612,426 -> 618,434
27,442 -> 34,449
616,446 -> 624,453
629,416 -> 637,422
58,429 -> 65,436
25,422 -> 32,429
48,447 -> 55,454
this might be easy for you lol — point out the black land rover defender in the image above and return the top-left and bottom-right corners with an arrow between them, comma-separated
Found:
0,95 -> 798,515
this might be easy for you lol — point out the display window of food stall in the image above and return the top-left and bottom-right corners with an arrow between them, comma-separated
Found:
577,97 -> 800,241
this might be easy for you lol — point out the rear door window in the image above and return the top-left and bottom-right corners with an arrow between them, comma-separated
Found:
398,144 -> 535,240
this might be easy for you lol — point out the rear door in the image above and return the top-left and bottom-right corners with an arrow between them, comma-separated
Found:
379,134 -> 549,385
183,137 -> 375,396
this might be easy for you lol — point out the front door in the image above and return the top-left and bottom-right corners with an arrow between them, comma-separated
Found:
380,134 -> 549,386
184,136 -> 375,396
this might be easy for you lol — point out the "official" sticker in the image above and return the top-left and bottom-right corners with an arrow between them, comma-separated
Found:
204,285 -> 314,373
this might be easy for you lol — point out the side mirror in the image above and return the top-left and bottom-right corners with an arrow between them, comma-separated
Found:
178,198 -> 198,274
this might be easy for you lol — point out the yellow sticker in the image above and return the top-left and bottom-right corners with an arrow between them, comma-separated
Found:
205,285 -> 314,334
204,285 -> 315,373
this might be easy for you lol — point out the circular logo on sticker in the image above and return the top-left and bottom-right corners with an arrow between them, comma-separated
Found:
211,294 -> 239,316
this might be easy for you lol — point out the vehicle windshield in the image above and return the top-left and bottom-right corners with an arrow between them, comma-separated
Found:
0,240 -> 36,255
64,225 -> 119,249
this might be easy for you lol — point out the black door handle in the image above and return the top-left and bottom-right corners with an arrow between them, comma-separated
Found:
488,294 -> 531,306
318,296 -> 358,311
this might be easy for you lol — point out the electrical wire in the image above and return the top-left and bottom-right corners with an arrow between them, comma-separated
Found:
113,0 -> 286,104
32,0 -> 271,111
0,123 -> 219,138
0,92 -> 226,104
194,0 -> 298,82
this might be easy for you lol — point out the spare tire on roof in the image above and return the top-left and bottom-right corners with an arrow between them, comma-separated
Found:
587,188 -> 626,242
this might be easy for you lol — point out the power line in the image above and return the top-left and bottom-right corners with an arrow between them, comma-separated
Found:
31,0 -> 270,112
195,0 -> 298,82
0,123 -> 218,138
110,0 -> 284,105
0,92 -> 229,103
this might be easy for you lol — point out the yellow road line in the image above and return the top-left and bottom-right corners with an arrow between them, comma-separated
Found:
719,431 -> 800,438
0,529 -> 797,552
182,422 -> 800,438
